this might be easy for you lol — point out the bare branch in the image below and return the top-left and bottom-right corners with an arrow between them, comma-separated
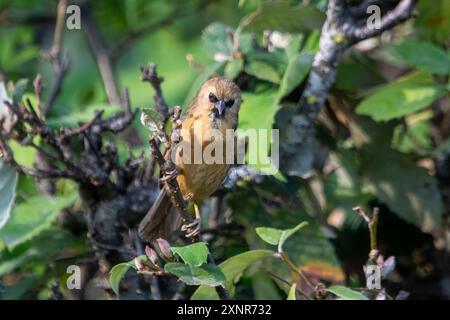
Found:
347,0 -> 417,43
279,0 -> 417,176
82,5 -> 121,107
42,0 -> 70,115
349,0 -> 398,18
353,206 -> 380,262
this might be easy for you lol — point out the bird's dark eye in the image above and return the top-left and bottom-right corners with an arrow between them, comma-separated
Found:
226,99 -> 234,108
208,92 -> 218,103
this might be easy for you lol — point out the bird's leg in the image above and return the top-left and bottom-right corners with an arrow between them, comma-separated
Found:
181,202 -> 201,239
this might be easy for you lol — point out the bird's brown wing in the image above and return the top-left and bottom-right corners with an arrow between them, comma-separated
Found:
138,187 -> 182,242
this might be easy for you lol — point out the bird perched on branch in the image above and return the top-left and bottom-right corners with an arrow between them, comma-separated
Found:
139,77 -> 241,242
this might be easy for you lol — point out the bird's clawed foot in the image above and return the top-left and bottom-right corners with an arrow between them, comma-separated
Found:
160,161 -> 179,182
181,218 -> 200,239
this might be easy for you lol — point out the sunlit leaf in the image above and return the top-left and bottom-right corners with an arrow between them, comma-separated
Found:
238,91 -> 279,132
255,227 -> 283,246
170,242 -> 209,267
356,72 -> 446,121
191,250 -> 274,299
256,221 -> 308,250
287,283 -> 296,300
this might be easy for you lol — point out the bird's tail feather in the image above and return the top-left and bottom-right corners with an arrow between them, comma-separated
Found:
138,188 -> 182,242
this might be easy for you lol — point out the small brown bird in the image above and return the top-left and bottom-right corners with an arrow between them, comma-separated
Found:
139,77 -> 241,241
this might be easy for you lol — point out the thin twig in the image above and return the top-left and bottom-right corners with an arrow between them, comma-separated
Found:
279,252 -> 315,292
42,0 -> 69,114
265,269 -> 312,300
353,206 -> 380,263
348,0 -> 417,43
81,4 -> 121,107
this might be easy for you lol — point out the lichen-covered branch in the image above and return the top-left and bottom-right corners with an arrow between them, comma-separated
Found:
280,0 -> 417,176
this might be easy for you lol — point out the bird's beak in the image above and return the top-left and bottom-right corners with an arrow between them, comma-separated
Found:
214,100 -> 226,116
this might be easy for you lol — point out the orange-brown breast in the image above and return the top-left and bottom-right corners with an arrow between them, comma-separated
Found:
174,112 -> 233,201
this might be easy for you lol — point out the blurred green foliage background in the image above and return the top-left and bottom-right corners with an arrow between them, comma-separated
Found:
0,0 -> 450,300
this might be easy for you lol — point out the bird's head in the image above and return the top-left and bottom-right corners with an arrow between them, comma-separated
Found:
195,77 -> 241,124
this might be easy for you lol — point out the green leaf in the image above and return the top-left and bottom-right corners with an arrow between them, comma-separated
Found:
256,221 -> 308,250
327,285 -> 369,300
109,255 -> 147,295
109,262 -> 133,295
0,161 -> 18,230
202,22 -> 233,59
361,145 -> 442,233
0,194 -> 77,249
278,52 -> 312,98
245,3 -> 325,33
0,276 -> 37,300
393,118 -> 432,155
164,263 -> 225,287
170,242 -> 210,267
8,140 -> 38,167
356,72 -> 446,121
191,250 -> 274,299
303,29 -> 321,54
237,91 -> 280,175
287,283 -> 297,300
255,227 -> 283,245
245,61 -> 280,83
279,221 -> 308,249
285,34 -> 303,59
251,271 -> 283,300
238,91 -> 279,132
233,190 -> 345,290
0,228 -> 79,277
393,40 -> 450,74
224,59 -> 243,79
